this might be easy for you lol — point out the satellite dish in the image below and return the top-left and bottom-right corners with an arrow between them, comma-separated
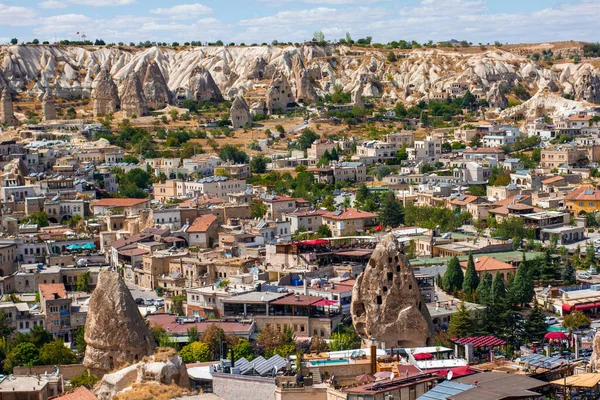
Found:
447,371 -> 453,381
389,373 -> 395,380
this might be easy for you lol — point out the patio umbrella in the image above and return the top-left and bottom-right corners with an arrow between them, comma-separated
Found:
81,243 -> 96,250
66,244 -> 81,250
413,353 -> 434,360
544,331 -> 568,340
374,371 -> 393,379
355,374 -> 376,383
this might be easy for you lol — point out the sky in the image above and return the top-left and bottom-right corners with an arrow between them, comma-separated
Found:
0,0 -> 598,46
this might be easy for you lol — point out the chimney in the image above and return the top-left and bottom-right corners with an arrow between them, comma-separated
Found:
370,338 -> 377,375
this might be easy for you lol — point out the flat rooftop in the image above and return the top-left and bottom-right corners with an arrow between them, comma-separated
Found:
0,375 -> 49,392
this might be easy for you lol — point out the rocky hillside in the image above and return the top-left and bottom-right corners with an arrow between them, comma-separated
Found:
0,43 -> 599,110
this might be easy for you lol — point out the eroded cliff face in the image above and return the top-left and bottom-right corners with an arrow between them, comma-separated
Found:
1,44 -> 600,109
83,270 -> 156,376
351,234 -> 435,348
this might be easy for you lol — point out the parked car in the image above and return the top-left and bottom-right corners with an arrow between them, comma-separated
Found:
578,272 -> 592,280
154,299 -> 165,307
544,317 -> 559,325
144,298 -> 155,306
134,298 -> 145,305
589,268 -> 598,275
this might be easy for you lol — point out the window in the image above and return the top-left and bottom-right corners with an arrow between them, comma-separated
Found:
376,296 -> 382,305
50,306 -> 58,313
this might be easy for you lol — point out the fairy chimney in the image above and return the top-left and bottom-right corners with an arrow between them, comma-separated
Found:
188,66 -> 223,102
0,88 -> 18,126
83,270 -> 155,375
120,72 -> 148,118
230,95 -> 251,129
91,68 -> 120,117
143,60 -> 171,110
42,88 -> 57,121
351,234 -> 435,348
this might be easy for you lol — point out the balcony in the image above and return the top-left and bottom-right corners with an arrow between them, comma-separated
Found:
59,310 -> 70,317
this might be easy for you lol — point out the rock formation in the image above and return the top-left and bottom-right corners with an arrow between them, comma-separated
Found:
266,71 -> 295,114
574,70 -> 600,103
91,68 -> 120,117
189,66 -> 223,102
0,88 -> 18,126
83,270 -> 155,375
230,95 -> 251,129
120,72 -> 148,118
292,54 -> 317,104
591,332 -> 600,371
351,234 -> 434,348
487,83 -> 508,109
42,88 -> 56,121
143,61 -> 170,110
352,77 -> 365,109
94,348 -> 190,400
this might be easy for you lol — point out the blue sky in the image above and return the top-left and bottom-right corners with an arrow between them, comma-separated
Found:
0,0 -> 597,45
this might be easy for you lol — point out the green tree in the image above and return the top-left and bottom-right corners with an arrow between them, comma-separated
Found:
329,325 -> 361,351
126,168 -> 152,189
462,253 -> 479,301
275,125 -> 285,134
491,272 -> 506,302
187,327 -> 200,343
201,324 -> 227,359
4,342 -> 39,372
562,259 -> 576,285
250,154 -> 268,174
0,311 -> 14,339
39,340 -> 77,365
443,256 -> 464,294
378,191 -> 404,227
321,196 -> 335,211
171,295 -> 185,316
232,338 -> 254,361
563,311 -> 591,331
355,183 -> 369,205
179,341 -> 212,363
70,370 -> 99,389
476,272 -> 493,306
522,303 -> 549,343
250,200 -> 267,219
10,38 -> 17,45
74,326 -> 86,355
219,145 -> 249,164
22,212 -> 50,228
297,128 -> 319,150
315,224 -> 332,238
448,303 -> 476,338
76,270 -> 90,292
509,262 -> 534,307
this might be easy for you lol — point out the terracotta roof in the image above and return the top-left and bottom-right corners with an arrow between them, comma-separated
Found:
566,186 -> 600,201
464,147 -> 504,154
187,214 -> 218,233
118,248 -> 150,257
93,198 -> 149,207
507,203 -> 534,211
541,176 -> 565,185
450,195 -> 479,206
492,194 -> 530,207
460,256 -> 516,272
39,283 -> 67,300
180,196 -> 225,208
111,233 -> 153,249
568,114 -> 592,122
288,210 -> 327,217
323,208 -> 377,220
52,387 -> 97,400
261,195 -> 307,203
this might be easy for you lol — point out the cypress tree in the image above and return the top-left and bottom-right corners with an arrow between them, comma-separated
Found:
462,252 -> 479,301
491,272 -> 506,302
476,272 -> 492,306
443,256 -> 464,294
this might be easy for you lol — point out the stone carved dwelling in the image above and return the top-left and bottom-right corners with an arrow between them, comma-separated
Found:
351,234 -> 435,348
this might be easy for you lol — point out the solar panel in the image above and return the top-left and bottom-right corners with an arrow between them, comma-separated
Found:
254,355 -> 287,376
333,210 -> 342,216
416,380 -> 473,400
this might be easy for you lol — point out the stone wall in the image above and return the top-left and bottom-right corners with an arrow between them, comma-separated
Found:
13,364 -> 87,380
213,373 -> 276,400
275,386 -> 328,400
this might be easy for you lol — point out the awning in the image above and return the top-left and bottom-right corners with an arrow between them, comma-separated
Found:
575,303 -> 600,311
413,353 -> 434,360
295,239 -> 329,245
562,304 -> 574,312
314,299 -> 337,307
426,366 -> 476,378
451,336 -> 506,347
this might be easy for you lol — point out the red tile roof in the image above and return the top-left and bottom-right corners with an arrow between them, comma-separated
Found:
460,256 -> 516,272
111,233 -> 153,249
52,387 -> 97,400
323,208 -> 377,220
566,186 -> 600,201
464,147 -> 504,154
491,194 -> 531,207
449,195 -> 480,206
452,335 -> 506,347
39,283 -> 67,300
93,198 -> 149,207
541,176 -> 565,185
187,214 -> 218,233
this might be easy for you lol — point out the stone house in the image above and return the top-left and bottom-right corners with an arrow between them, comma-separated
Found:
322,208 -> 378,237
186,214 -> 219,248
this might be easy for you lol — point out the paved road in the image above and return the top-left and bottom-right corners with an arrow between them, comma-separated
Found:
126,284 -> 163,315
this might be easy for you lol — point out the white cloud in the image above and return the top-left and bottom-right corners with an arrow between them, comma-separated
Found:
34,14 -> 90,35
0,3 -> 37,26
39,0 -> 68,9
149,3 -> 212,19
68,0 -> 134,6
